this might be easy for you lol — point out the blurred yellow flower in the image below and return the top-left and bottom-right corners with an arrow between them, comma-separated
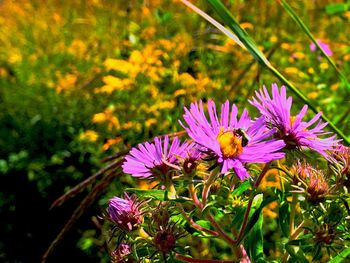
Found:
129,50 -> 144,65
145,118 -> 157,128
263,201 -> 278,219
122,121 -> 142,131
92,107 -> 120,130
284,67 -> 299,75
56,74 -> 77,93
270,35 -> 278,43
293,52 -> 305,59
68,39 -> 87,57
174,89 -> 186,97
178,73 -> 196,86
308,67 -> 315,74
141,26 -> 156,39
79,130 -> 99,142
320,62 -> 329,70
8,53 -> 22,64
103,59 -> 135,75
308,92 -> 319,99
102,137 -> 122,151
0,67 -> 8,77
281,43 -> 291,50
95,75 -> 133,94
331,83 -> 339,91
240,22 -> 253,29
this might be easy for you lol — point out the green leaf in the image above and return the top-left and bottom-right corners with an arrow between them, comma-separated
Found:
245,199 -> 264,262
231,180 -> 251,197
325,3 -> 349,15
278,201 -> 290,237
195,220 -> 212,229
328,247 -> 350,263
285,235 -> 313,263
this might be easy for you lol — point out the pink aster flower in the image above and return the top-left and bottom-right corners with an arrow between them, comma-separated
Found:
180,100 -> 285,180
122,136 -> 194,179
108,193 -> 143,232
310,39 -> 333,56
249,84 -> 338,157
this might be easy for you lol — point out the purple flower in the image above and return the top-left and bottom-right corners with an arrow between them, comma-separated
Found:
122,136 -> 194,179
111,243 -> 132,263
181,145 -> 203,174
108,193 -> 143,232
310,40 -> 333,56
180,100 -> 285,180
249,84 -> 338,157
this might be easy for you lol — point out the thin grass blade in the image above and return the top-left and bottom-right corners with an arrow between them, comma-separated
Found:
179,0 -> 246,49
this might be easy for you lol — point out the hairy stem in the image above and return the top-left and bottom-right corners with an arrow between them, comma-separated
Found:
207,214 -> 236,246
175,253 -> 233,263
177,203 -> 218,236
202,172 -> 218,207
189,183 -> 203,209
289,193 -> 297,237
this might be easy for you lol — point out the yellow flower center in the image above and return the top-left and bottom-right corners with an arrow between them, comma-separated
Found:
217,128 -> 243,158
290,116 -> 296,126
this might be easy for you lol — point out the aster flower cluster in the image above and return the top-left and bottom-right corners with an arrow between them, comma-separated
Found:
123,84 -> 338,181
103,84 -> 349,263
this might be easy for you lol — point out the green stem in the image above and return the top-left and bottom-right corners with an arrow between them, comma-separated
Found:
289,193 -> 297,239
177,203 -> 218,236
175,253 -> 233,263
202,171 -> 218,207
206,214 -> 236,246
235,162 -> 271,243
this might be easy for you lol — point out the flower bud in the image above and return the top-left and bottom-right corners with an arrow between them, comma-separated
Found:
292,161 -> 329,204
152,206 -> 170,227
111,243 -> 132,263
108,193 -> 143,232
331,144 -> 350,187
182,145 -> 202,175
314,224 -> 335,245
154,229 -> 176,253
306,172 -> 328,203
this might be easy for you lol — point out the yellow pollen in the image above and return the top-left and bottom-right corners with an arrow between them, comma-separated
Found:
290,116 -> 296,126
217,128 -> 243,158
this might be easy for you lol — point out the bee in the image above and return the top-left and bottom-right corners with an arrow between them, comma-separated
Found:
233,128 -> 250,147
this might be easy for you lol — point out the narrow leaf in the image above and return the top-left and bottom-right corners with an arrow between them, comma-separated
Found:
245,204 -> 264,262
328,247 -> 350,263
179,0 -> 245,49
231,180 -> 251,197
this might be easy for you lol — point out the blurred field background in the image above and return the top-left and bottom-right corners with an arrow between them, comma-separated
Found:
0,0 -> 349,262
